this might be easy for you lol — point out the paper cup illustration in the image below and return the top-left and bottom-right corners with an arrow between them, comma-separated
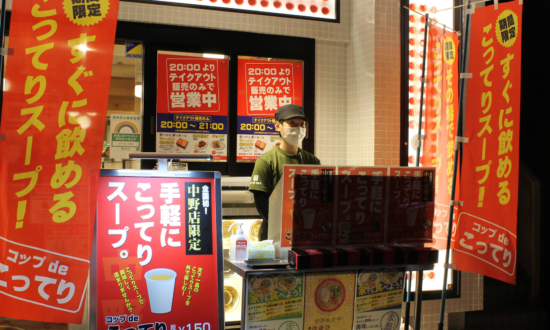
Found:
302,208 -> 316,229
405,207 -> 418,227
145,268 -> 177,314
338,222 -> 351,243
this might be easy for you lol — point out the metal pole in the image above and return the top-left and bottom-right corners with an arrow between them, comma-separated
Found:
438,2 -> 472,330
0,0 -> 8,118
414,273 -> 424,329
404,272 -> 413,329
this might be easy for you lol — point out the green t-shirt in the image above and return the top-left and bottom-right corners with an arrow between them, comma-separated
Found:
249,147 -> 320,196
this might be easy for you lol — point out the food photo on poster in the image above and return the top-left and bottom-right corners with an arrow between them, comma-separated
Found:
95,174 -> 223,330
156,52 -> 229,162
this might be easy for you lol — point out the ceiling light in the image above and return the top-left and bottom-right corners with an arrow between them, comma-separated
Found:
203,53 -> 224,59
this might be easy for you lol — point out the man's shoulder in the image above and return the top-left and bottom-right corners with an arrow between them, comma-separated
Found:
256,147 -> 280,163
300,149 -> 320,164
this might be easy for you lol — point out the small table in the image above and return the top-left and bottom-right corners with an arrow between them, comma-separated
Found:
224,259 -> 435,329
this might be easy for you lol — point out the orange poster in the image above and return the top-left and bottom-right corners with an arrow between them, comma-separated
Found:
454,1 -> 522,285
423,26 -> 460,250
0,0 -> 119,323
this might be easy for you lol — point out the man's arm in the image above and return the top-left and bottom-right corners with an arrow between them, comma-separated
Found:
252,190 -> 270,222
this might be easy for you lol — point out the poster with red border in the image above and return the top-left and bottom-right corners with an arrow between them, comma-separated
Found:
236,59 -> 303,162
387,167 -> 435,245
335,167 -> 387,246
0,0 -> 119,323
95,171 -> 224,330
156,54 -> 229,161
454,1 -> 522,285
423,27 -> 461,250
279,165 -> 335,248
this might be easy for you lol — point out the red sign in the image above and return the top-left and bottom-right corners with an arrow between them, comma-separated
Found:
423,27 -> 461,250
236,59 -> 303,162
387,167 -> 435,245
0,0 -> 119,323
96,173 -> 223,329
280,165 -> 335,248
454,1 -> 522,284
335,167 -> 387,246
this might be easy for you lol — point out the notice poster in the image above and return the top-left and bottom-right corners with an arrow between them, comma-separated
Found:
245,273 -> 305,330
157,54 -> 229,161
280,165 -> 336,248
454,1 -> 522,285
237,59 -> 303,162
354,268 -> 405,330
110,114 -> 142,159
303,272 -> 356,330
387,167 -> 435,245
335,167 -> 387,246
423,26 -> 461,250
96,173 -> 224,330
0,0 -> 119,324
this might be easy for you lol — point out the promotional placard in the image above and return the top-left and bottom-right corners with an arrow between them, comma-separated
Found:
303,271 -> 356,330
157,54 -> 229,161
279,166 -> 336,249
335,167 -> 388,246
0,0 -> 119,323
110,114 -> 142,159
387,167 -> 435,245
454,0 -> 522,285
245,273 -> 305,330
354,268 -> 405,330
423,26 -> 461,251
236,59 -> 303,162
95,171 -> 224,330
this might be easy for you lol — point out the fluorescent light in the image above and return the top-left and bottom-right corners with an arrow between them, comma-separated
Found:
203,53 -> 224,59
135,85 -> 142,98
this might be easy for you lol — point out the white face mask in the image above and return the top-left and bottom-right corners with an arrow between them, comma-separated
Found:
281,126 -> 306,146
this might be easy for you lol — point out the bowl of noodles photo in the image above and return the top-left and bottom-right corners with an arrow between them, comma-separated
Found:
381,268 -> 400,285
276,275 -> 298,292
248,275 -> 275,297
314,278 -> 346,313
357,269 -> 381,290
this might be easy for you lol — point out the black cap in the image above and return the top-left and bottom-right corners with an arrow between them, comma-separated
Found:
275,104 -> 306,122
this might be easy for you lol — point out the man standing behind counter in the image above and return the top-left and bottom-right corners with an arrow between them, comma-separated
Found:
249,104 -> 320,241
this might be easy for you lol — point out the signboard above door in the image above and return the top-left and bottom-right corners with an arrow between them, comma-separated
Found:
125,0 -> 339,22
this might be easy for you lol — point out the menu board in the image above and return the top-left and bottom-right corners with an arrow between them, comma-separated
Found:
387,167 -> 435,245
280,166 -> 336,248
96,172 -> 224,330
237,59 -> 303,162
245,273 -> 305,330
157,54 -> 229,161
303,272 -> 356,330
354,268 -> 405,330
335,167 -> 387,246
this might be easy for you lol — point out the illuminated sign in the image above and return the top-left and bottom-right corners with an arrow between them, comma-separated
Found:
125,0 -> 339,21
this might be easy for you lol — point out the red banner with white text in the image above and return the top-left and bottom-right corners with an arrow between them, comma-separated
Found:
0,0 -> 119,322
454,1 -> 522,285
423,27 -> 460,250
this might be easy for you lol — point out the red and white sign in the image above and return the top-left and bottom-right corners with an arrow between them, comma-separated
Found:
335,167 -> 387,246
0,0 -> 119,323
454,1 -> 522,284
96,174 -> 223,329
387,167 -> 435,245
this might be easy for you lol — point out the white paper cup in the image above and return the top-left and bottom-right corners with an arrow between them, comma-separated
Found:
338,222 -> 351,243
406,207 -> 419,227
302,209 -> 316,229
145,268 -> 177,314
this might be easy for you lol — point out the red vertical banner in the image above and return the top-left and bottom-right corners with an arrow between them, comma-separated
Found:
423,27 -> 460,250
236,59 -> 303,162
387,167 -> 435,245
156,54 -> 229,161
335,167 -> 387,246
0,0 -> 119,323
454,1 -> 522,285
96,173 -> 223,330
280,165 -> 335,248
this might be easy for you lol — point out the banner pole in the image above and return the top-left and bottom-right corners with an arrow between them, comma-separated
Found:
0,0 -> 7,118
438,2 -> 472,330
